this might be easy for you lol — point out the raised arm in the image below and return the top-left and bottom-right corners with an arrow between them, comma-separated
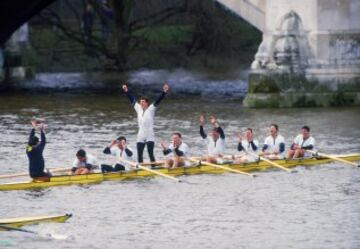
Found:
161,141 -> 172,155
237,132 -> 243,151
199,115 -> 207,139
122,84 -> 136,106
217,126 -> 225,139
210,116 -> 225,139
103,140 -> 117,154
249,141 -> 258,151
153,84 -> 169,107
28,129 -> 35,144
39,129 -> 46,149
28,120 -> 37,144
200,126 -> 207,139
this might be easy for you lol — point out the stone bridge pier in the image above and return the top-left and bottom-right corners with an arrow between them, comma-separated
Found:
218,0 -> 360,107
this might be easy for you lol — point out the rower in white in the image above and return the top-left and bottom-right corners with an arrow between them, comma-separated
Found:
199,114 -> 226,164
101,136 -> 135,172
72,149 -> 98,175
287,126 -> 315,159
261,124 -> 286,159
161,132 -> 190,168
122,83 -> 169,164
233,128 -> 259,163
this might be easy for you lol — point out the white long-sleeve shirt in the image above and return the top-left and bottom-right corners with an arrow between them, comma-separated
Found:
134,103 -> 156,142
72,153 -> 97,169
106,146 -> 134,170
263,135 -> 286,158
293,134 -> 315,157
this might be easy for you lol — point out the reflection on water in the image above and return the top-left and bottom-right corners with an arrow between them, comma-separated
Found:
0,75 -> 360,249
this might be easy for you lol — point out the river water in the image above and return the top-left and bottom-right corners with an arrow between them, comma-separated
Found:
0,71 -> 360,249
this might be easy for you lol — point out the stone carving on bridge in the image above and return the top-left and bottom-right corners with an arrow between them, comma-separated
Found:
330,38 -> 360,64
251,10 -> 312,74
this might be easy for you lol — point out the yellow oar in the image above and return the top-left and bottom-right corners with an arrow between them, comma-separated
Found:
188,157 -> 254,177
140,161 -> 165,166
306,150 -> 360,167
116,157 -> 181,182
0,167 -> 72,179
0,172 -> 29,179
246,151 -> 293,173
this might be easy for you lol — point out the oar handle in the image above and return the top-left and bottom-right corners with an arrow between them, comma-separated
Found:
0,172 -> 29,179
117,157 -> 181,182
306,150 -> 359,167
188,157 -> 254,177
246,151 -> 292,173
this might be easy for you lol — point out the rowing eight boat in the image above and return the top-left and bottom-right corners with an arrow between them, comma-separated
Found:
0,214 -> 72,230
0,154 -> 359,191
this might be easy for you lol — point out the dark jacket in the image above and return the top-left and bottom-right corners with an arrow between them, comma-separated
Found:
26,129 -> 46,178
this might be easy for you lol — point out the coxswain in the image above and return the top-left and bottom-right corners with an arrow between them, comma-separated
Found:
26,120 -> 51,181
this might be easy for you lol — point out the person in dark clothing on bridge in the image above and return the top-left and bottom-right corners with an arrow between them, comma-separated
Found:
26,120 -> 51,180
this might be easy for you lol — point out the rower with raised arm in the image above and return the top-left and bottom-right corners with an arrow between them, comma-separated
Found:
287,126 -> 315,159
199,114 -> 226,163
26,120 -> 51,180
101,136 -> 135,172
122,83 -> 169,165
71,149 -> 98,175
261,124 -> 286,159
161,132 -> 190,168
233,128 -> 259,164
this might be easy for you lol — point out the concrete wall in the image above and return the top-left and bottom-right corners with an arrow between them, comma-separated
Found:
244,0 -> 360,107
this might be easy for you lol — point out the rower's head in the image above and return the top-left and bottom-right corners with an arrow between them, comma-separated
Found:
116,136 -> 127,149
28,136 -> 39,146
172,132 -> 182,145
211,128 -> 221,141
301,126 -> 310,138
76,149 -> 87,162
139,97 -> 150,110
245,128 -> 254,140
270,124 -> 279,137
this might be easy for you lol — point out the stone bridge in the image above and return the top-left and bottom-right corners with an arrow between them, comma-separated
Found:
218,0 -> 360,107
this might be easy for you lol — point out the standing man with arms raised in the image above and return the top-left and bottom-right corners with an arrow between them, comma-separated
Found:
122,83 -> 170,164
26,120 -> 51,180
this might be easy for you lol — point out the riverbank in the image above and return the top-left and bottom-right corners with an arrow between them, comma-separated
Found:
25,4 -> 261,73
